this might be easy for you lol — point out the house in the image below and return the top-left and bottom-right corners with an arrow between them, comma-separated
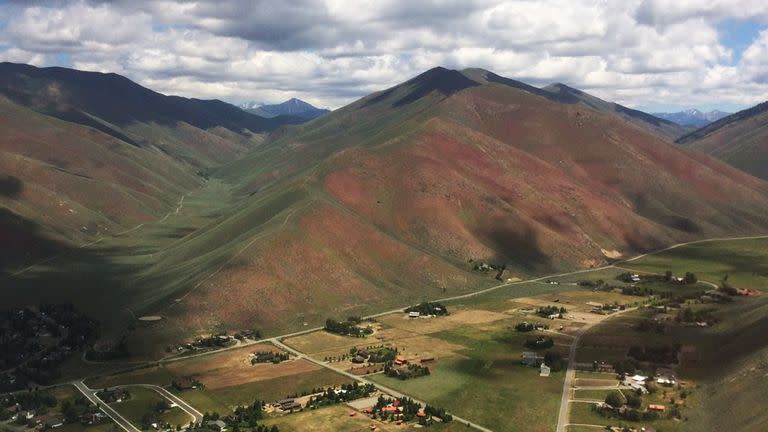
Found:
172,378 -> 195,391
648,404 -> 666,412
630,374 -> 648,383
352,355 -> 367,364
275,398 -> 301,411
45,417 -> 65,429
630,274 -> 641,283
629,382 -> 649,394
521,351 -> 544,367
539,363 -> 551,377
394,356 -> 407,366
656,376 -> 676,386
207,420 -> 227,431
408,311 -> 420,318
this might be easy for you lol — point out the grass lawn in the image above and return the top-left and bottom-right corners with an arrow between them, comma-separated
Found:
572,389 -> 614,401
370,320 -> 564,432
109,387 -> 192,430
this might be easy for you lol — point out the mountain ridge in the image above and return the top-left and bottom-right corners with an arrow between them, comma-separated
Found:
653,109 -> 731,127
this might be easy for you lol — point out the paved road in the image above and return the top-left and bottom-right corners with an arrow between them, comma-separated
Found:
117,384 -> 203,424
270,338 -> 493,432
72,381 -> 141,432
554,307 -> 637,432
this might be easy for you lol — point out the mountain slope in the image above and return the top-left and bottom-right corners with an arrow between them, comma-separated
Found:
676,101 -> 768,180
540,82 -> 692,140
653,109 -> 730,127
149,67 -> 768,334
0,62 -> 303,270
248,98 -> 330,120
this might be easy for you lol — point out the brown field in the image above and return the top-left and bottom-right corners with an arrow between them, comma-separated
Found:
285,326 -> 468,369
164,344 -> 317,389
377,308 -> 509,334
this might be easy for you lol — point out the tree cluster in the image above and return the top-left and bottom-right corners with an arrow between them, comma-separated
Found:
404,302 -> 448,316
536,306 -> 566,318
324,318 -> 373,337
384,363 -> 430,380
524,336 -> 554,350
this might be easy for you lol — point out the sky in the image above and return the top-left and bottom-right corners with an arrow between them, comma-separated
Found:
0,0 -> 767,113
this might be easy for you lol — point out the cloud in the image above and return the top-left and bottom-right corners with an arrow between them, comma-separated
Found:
0,0 -> 766,111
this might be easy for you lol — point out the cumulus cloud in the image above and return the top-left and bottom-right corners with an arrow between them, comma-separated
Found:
0,0 -> 766,111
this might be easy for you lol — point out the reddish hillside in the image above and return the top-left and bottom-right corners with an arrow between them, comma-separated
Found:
165,67 -> 768,332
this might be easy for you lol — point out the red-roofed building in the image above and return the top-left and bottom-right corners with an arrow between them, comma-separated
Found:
648,404 -> 666,411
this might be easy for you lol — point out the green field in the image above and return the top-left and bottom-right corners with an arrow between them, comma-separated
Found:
622,238 -> 768,291
109,387 -> 192,430
370,319 -> 565,432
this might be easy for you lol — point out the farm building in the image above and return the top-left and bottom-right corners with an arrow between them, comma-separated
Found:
521,351 -> 544,367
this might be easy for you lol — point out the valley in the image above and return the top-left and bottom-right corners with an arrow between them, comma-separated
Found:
2,61 -> 768,432
4,236 -> 765,432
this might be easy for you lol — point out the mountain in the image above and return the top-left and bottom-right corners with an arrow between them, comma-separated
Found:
0,62 -> 302,270
144,66 -> 768,334
4,65 -> 768,343
653,109 -> 731,127
539,82 -> 692,140
676,101 -> 768,180
243,98 -> 330,120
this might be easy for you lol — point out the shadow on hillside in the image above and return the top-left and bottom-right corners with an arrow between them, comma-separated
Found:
482,224 -> 552,273
0,208 -> 138,328
0,175 -> 22,198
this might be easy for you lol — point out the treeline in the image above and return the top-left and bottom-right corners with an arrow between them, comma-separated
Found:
384,363 -> 430,380
324,317 -> 373,337
372,396 -> 452,425
307,383 -> 376,409
404,302 -> 448,316
536,306 -> 566,318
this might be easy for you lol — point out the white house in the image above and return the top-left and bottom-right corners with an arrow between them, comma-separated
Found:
540,363 -> 551,377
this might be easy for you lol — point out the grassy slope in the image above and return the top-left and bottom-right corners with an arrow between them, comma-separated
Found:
621,239 -> 768,431
680,102 -> 768,180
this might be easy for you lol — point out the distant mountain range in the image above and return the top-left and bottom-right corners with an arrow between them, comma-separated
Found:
653,109 -> 731,127
677,101 -> 768,180
241,98 -> 330,120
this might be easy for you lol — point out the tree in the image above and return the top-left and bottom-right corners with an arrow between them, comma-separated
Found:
605,391 -> 626,408
664,270 -> 673,281
625,392 -> 642,408
684,272 -> 697,284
